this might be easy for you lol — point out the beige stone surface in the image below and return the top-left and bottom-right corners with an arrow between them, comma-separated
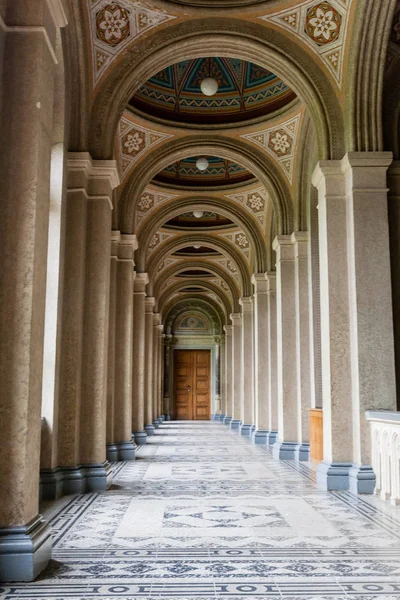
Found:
145,298 -> 155,426
266,272 -> 278,433
230,313 -> 242,421
239,297 -> 254,426
252,274 -> 269,431
132,274 -> 149,433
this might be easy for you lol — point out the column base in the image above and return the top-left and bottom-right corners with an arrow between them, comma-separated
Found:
253,430 -> 269,444
0,516 -> 52,582
230,419 -> 242,431
153,419 -> 160,429
349,464 -> 375,494
273,441 -> 298,460
60,467 -> 86,495
133,430 -> 148,445
218,413 -> 226,423
115,441 -> 136,461
267,431 -> 278,446
82,461 -> 112,492
211,413 -> 218,421
317,461 -> 353,491
160,415 -> 166,422
295,443 -> 310,462
223,416 -> 232,426
240,424 -> 253,437
165,414 -> 171,421
157,417 -> 163,425
39,469 -> 63,501
106,444 -> 119,462
145,424 -> 155,436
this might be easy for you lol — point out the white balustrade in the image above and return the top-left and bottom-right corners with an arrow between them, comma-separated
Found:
366,411 -> 400,505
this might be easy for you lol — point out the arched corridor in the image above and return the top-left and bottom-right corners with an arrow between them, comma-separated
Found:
3,421 -> 400,599
2,0 -> 400,592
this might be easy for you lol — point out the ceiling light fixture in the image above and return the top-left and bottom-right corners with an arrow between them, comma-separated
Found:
193,211 -> 204,218
193,245 -> 201,249
196,157 -> 209,171
200,58 -> 218,97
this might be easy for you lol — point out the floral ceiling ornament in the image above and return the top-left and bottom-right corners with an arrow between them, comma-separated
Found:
89,0 -> 175,86
259,0 -> 350,87
241,114 -> 301,185
225,186 -> 268,236
135,187 -> 180,232
118,113 -> 174,182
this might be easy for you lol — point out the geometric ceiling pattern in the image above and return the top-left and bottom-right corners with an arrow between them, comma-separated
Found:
241,112 -> 302,184
259,0 -> 352,88
88,0 -> 175,86
225,185 -> 269,236
118,114 -> 174,181
154,156 -> 254,187
135,187 -> 179,231
131,58 -> 296,125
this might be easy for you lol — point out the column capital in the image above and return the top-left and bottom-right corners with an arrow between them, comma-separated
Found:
67,153 -> 120,199
311,160 -> 343,189
145,297 -> 156,312
111,230 -> 120,257
230,312 -> 242,324
153,312 -> 161,325
273,235 -> 294,261
223,324 -> 233,334
239,297 -> 253,311
251,273 -> 268,293
157,324 -> 164,332
134,273 -> 149,294
118,234 -> 138,261
291,231 -> 308,259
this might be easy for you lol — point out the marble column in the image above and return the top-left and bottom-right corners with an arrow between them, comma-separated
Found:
152,313 -> 161,427
163,335 -> 173,420
132,273 -> 149,445
144,298 -> 155,436
215,339 -> 222,419
252,275 -> 269,444
230,313 -> 243,431
156,324 -> 164,421
106,232 -> 119,462
80,155 -> 119,489
388,162 -> 400,409
266,272 -> 278,445
220,335 -> 226,421
113,235 -> 137,460
223,325 -> 233,426
312,153 -> 396,493
0,0 -> 65,581
160,333 -> 166,420
292,232 -> 311,461
272,236 -> 298,459
239,298 -> 255,436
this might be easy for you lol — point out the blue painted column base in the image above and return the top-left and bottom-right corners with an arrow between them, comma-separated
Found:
349,464 -> 375,494
39,469 -> 63,501
211,413 -> 217,421
165,414 -> 171,421
267,431 -> 278,446
253,429 -> 269,444
240,424 -> 253,437
230,419 -> 242,431
218,413 -> 226,423
40,462 -> 112,499
223,416 -> 232,426
273,441 -> 298,460
106,444 -> 119,462
145,424 -> 155,436
0,516 -> 52,582
153,420 -> 160,429
115,441 -> 136,461
317,461 -> 353,491
295,443 -> 310,462
133,430 -> 148,445
82,462 -> 112,491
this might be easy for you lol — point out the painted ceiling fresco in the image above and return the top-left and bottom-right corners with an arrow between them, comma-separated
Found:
153,156 -> 255,188
130,58 -> 296,125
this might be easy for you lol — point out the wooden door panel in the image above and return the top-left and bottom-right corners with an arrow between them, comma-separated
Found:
173,349 -> 210,420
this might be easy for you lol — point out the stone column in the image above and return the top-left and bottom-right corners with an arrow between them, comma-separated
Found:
157,324 -> 164,421
312,154 -> 397,493
80,156 -> 119,489
220,335 -> 226,421
144,298 -> 155,436
252,275 -> 269,444
160,333 -> 166,420
132,273 -> 149,445
215,339 -> 222,419
152,313 -> 161,427
292,232 -> 311,461
239,298 -> 255,436
230,313 -> 243,431
113,235 -> 137,460
0,0 -> 66,581
164,335 -> 173,420
272,236 -> 298,459
388,162 -> 400,409
266,272 -> 278,445
106,231 -> 119,462
223,325 -> 233,426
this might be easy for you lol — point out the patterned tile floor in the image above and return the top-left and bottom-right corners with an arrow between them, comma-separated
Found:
3,421 -> 400,600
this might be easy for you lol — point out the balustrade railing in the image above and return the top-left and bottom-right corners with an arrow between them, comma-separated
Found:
366,411 -> 400,505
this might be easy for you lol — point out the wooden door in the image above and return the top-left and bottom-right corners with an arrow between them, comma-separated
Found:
173,350 -> 211,420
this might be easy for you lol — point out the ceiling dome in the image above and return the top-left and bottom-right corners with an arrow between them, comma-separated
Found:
153,156 -> 254,188
130,58 -> 296,126
165,212 -> 234,230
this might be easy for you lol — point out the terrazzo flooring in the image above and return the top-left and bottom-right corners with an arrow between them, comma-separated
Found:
3,421 -> 400,599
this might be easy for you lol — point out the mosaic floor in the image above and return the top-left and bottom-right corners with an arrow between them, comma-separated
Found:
3,421 -> 400,600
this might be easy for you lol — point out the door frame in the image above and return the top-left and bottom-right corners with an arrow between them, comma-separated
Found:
169,340 -> 218,419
